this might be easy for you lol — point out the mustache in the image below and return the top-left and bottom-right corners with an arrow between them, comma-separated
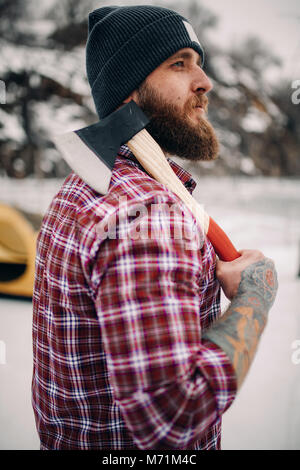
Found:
186,94 -> 209,112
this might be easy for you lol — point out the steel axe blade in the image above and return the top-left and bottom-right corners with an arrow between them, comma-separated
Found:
53,101 -> 149,194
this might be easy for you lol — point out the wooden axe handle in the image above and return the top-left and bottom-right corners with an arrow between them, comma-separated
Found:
128,129 -> 240,262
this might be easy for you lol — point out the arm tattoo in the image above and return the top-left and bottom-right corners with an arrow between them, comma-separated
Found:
203,259 -> 278,389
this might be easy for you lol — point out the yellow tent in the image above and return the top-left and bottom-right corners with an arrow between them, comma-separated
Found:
0,203 -> 42,298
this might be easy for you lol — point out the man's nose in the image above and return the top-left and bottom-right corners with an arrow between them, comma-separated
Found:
192,67 -> 213,94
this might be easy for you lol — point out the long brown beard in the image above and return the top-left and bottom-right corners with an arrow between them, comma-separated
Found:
136,81 -> 219,161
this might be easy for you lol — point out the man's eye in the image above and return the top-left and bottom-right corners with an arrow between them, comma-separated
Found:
172,61 -> 184,68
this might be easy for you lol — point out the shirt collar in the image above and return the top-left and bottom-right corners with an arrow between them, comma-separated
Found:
118,145 -> 197,193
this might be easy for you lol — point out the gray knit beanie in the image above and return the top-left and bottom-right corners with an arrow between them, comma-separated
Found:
86,5 -> 204,119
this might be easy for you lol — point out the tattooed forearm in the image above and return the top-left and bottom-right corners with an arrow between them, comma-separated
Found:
203,258 -> 278,389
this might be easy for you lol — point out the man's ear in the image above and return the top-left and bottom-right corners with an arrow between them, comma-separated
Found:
123,89 -> 139,105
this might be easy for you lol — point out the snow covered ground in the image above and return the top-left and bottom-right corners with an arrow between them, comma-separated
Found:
193,177 -> 300,450
0,175 -> 299,450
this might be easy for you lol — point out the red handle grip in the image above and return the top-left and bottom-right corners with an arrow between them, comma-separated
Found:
207,217 -> 241,262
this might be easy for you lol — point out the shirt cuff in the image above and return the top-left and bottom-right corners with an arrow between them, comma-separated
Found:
199,339 -> 237,415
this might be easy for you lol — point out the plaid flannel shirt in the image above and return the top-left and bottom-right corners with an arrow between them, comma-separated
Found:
32,145 -> 237,450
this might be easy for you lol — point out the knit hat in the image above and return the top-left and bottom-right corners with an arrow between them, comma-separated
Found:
86,5 -> 204,119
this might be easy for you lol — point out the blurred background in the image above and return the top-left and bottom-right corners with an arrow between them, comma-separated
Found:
0,0 -> 299,450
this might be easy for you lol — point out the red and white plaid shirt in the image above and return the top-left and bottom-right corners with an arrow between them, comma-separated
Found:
32,145 -> 237,450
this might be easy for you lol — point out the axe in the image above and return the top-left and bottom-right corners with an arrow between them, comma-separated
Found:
53,101 -> 240,262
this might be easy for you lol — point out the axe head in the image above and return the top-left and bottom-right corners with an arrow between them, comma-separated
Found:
53,101 -> 149,195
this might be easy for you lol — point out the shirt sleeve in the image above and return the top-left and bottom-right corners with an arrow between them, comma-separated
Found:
92,193 -> 237,449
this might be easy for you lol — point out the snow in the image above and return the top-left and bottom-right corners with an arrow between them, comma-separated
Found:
17,19 -> 56,38
193,176 -> 300,449
0,39 -> 88,97
0,109 -> 26,143
0,38 -> 91,146
237,68 -> 258,90
239,157 -> 256,175
33,100 -> 88,137
211,55 -> 237,85
217,84 -> 243,102
241,106 -> 271,133
215,127 -> 241,147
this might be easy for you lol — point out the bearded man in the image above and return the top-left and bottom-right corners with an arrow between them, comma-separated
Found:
32,5 -> 277,450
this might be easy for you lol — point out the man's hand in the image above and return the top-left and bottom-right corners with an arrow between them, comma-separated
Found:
216,249 -> 266,300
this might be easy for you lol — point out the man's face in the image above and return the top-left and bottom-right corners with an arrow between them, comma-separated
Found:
131,48 -> 219,161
